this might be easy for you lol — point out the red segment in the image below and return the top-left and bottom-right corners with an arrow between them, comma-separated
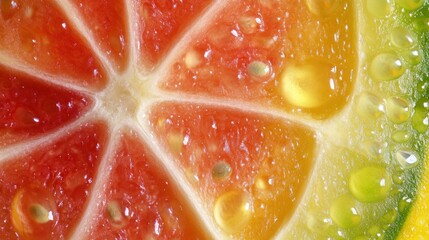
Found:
69,0 -> 129,72
160,0 -> 356,118
135,0 -> 213,68
88,132 -> 208,239
0,122 -> 108,239
0,65 -> 92,147
149,103 -> 316,238
0,0 -> 107,89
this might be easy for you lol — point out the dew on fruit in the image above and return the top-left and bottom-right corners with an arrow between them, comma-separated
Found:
213,189 -> 252,234
1,0 -> 20,20
368,225 -> 383,238
305,0 -> 340,16
212,161 -> 232,181
395,0 -> 424,10
411,98 -> 429,133
247,60 -> 271,79
238,16 -> 263,34
306,212 -> 332,233
356,92 -> 385,119
329,194 -> 361,228
369,53 -> 405,81
390,27 -> 415,49
11,187 -> 57,237
366,0 -> 392,18
349,166 -> 391,203
385,97 -> 410,124
13,107 -> 40,128
395,149 -> 418,169
401,49 -> 421,65
381,209 -> 398,225
184,49 -> 202,69
413,18 -> 429,32
279,59 -> 334,108
399,196 -> 412,212
392,172 -> 404,184
106,200 -> 130,228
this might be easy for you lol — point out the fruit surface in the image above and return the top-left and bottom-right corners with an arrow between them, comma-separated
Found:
0,0 -> 428,239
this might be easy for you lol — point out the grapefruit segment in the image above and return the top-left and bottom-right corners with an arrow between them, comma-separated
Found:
86,132 -> 208,239
148,103 -> 315,238
0,65 -> 92,147
0,121 -> 108,239
66,0 -> 129,72
159,0 -> 356,119
134,0 -> 213,69
0,0 -> 107,89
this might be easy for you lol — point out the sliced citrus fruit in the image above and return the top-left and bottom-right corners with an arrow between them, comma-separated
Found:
0,0 -> 428,239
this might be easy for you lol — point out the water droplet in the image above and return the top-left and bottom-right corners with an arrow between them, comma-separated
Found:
349,166 -> 391,203
11,186 -> 57,237
395,149 -> 419,169
212,161 -> 232,181
399,196 -> 412,212
280,59 -> 334,108
386,97 -> 410,124
213,190 -> 252,234
392,172 -> 404,185
363,141 -> 385,158
356,92 -> 385,119
381,209 -> 398,225
305,0 -> 340,16
13,107 -> 40,128
401,49 -> 421,65
368,225 -> 383,238
306,212 -> 332,232
390,28 -> 415,49
184,49 -> 202,69
238,16 -> 262,34
330,194 -> 361,228
167,132 -> 184,155
1,0 -> 20,20
411,98 -> 429,133
395,0 -> 424,10
370,53 -> 405,81
366,0 -> 392,18
413,18 -> 429,32
247,61 -> 271,79
106,200 -> 131,228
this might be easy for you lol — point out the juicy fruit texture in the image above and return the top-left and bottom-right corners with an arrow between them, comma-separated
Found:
0,1 -> 428,240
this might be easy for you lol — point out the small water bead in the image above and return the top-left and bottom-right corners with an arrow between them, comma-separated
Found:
392,172 -> 404,184
411,98 -> 429,133
211,161 -> 232,181
280,59 -> 334,108
213,190 -> 252,234
401,49 -> 421,65
370,53 -> 405,81
399,196 -> 412,212
349,166 -> 391,203
356,92 -> 385,119
417,81 -> 429,93
247,61 -> 271,79
106,200 -> 131,228
413,18 -> 429,32
381,209 -> 398,225
329,194 -> 361,228
395,0 -> 424,10
386,97 -> 410,124
306,212 -> 332,233
305,0 -> 340,16
11,187 -> 57,238
390,28 -> 415,49
366,0 -> 392,18
184,49 -> 202,69
395,149 -> 419,169
367,225 -> 383,238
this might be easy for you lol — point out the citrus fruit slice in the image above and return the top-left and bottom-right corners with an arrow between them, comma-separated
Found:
0,0 -> 428,239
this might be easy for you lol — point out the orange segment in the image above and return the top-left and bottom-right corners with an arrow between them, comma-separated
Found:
0,0 -> 107,89
0,122 -> 107,239
68,0 -> 129,71
87,132 -> 208,239
0,65 -> 92,147
134,0 -> 213,69
149,103 -> 315,239
160,0 -> 356,118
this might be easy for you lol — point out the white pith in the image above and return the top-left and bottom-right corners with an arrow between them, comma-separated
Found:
0,0 -> 419,239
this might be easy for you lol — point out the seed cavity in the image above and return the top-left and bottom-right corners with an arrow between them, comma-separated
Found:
370,53 -> 405,81
213,189 -> 252,234
330,194 -> 361,228
349,166 -> 391,203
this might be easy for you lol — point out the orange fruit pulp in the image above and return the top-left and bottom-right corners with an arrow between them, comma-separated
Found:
0,0 -> 427,239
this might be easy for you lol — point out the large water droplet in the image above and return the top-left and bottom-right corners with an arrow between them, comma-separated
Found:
280,59 -> 334,108
11,186 -> 57,238
386,97 -> 410,124
370,53 -> 405,81
330,194 -> 361,228
213,190 -> 252,234
356,92 -> 385,119
366,0 -> 392,18
349,166 -> 391,203
391,130 -> 410,143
